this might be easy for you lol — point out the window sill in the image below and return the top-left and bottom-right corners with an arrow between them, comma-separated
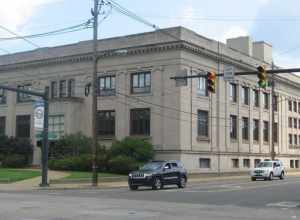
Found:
253,141 -> 259,144
97,136 -> 115,140
197,136 -> 209,142
242,140 -> 249,144
130,92 -> 153,97
130,135 -> 152,140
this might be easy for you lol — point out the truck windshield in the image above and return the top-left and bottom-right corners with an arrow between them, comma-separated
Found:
140,162 -> 163,171
257,162 -> 272,168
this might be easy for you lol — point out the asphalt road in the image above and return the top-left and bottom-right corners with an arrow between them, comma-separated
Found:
1,176 -> 300,220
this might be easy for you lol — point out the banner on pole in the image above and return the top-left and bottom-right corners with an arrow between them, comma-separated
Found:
34,100 -> 44,130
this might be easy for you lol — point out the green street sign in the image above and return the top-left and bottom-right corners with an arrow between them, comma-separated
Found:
35,131 -> 58,141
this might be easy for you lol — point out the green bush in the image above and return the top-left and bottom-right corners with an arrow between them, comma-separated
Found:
1,154 -> 28,168
109,137 -> 154,162
49,154 -> 92,171
108,155 -> 140,174
0,135 -> 33,168
49,132 -> 93,159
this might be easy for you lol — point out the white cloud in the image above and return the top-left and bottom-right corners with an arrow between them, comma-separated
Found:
0,0 -> 62,35
273,52 -> 300,68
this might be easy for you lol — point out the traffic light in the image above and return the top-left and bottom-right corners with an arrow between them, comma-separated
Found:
257,65 -> 267,88
207,71 -> 216,93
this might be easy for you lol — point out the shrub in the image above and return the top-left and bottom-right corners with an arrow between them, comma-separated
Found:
1,154 -> 28,168
0,135 -> 33,167
49,154 -> 92,171
109,137 -> 154,163
108,155 -> 140,174
49,132 -> 94,159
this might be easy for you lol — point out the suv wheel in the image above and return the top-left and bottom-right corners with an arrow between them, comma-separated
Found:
152,177 -> 163,190
178,176 -> 187,188
279,171 -> 285,180
268,172 -> 273,181
129,185 -> 138,190
251,177 -> 256,181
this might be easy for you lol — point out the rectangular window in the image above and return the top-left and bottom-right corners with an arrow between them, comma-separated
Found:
197,110 -> 209,137
230,115 -> 237,139
68,79 -> 75,97
295,134 -> 298,145
17,84 -> 32,102
131,72 -> 151,94
253,119 -> 259,142
197,77 -> 207,96
16,115 -> 31,138
242,86 -> 249,105
51,81 -> 58,99
232,159 -> 239,168
289,134 -> 293,145
0,116 -> 5,135
242,117 -> 249,140
294,101 -> 297,112
273,95 -> 278,112
59,80 -> 67,98
254,159 -> 261,167
99,75 -> 116,96
290,160 -> 294,168
229,83 -> 237,103
298,119 -> 300,129
295,160 -> 299,168
288,117 -> 293,128
263,121 -> 269,142
263,92 -> 269,109
294,118 -> 298,129
253,89 -> 259,107
298,103 -> 300,114
0,89 -> 7,104
288,100 -> 292,111
130,108 -> 150,136
49,115 -> 64,139
273,122 -> 278,143
243,159 -> 250,168
199,158 -> 211,168
97,110 -> 115,136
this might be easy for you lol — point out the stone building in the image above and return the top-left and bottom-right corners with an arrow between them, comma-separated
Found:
0,26 -> 299,173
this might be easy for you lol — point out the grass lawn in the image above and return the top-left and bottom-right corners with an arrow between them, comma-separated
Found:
0,168 -> 41,183
64,171 -> 125,180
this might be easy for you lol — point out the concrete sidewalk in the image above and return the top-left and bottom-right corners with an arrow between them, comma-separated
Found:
1,171 -> 300,191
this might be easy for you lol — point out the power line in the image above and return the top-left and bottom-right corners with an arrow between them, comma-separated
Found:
0,25 -> 40,48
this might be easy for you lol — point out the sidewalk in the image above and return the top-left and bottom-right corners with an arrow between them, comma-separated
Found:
1,171 -> 300,191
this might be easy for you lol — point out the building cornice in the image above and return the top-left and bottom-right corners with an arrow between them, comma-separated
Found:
0,40 -> 299,89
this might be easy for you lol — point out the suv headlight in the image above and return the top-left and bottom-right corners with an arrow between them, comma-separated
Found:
128,173 -> 132,178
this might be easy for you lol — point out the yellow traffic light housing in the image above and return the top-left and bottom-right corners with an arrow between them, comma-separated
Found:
257,65 -> 267,88
207,71 -> 216,93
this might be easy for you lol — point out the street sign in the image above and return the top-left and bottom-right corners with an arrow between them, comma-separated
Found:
224,65 -> 235,81
35,131 -> 58,141
175,69 -> 188,87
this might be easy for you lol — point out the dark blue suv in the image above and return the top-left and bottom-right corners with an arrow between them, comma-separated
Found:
128,160 -> 188,190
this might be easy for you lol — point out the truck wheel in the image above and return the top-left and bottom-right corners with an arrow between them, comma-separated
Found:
268,172 -> 273,181
152,177 -> 163,190
251,177 -> 256,181
279,172 -> 285,180
178,176 -> 187,188
129,185 -> 138,190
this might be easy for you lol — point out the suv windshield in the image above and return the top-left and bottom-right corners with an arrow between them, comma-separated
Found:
140,162 -> 163,171
257,161 -> 272,168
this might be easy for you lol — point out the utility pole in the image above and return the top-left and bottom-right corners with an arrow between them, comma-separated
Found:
91,0 -> 99,186
271,62 -> 276,160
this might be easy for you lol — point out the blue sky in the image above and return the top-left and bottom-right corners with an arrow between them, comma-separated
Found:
0,0 -> 299,67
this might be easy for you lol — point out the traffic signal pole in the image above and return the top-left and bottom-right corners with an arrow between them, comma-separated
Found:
171,67 -> 300,161
0,84 -> 49,186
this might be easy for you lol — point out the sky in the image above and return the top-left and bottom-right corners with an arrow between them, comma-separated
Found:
0,0 -> 299,68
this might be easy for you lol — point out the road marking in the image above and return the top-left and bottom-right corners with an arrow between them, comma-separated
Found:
267,201 -> 300,209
